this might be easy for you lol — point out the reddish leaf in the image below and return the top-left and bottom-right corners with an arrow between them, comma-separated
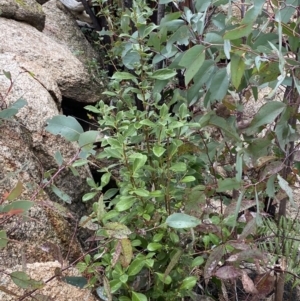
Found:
40,242 -> 63,266
5,208 -> 24,216
112,240 -> 122,268
214,265 -> 242,280
195,223 -> 221,235
242,271 -> 258,294
204,245 -> 224,285
227,249 -> 265,264
226,254 -> 240,263
254,272 -> 275,296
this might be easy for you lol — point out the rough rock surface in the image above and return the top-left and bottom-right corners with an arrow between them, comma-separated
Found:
0,261 -> 98,300
0,0 -> 45,31
0,1 -> 102,297
0,17 -> 101,103
42,0 -> 100,67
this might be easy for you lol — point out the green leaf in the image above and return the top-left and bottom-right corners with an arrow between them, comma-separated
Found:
167,25 -> 191,49
188,60 -> 215,101
2,200 -> 33,213
166,213 -> 201,229
101,173 -> 111,188
153,233 -> 164,242
150,69 -> 177,80
116,196 -> 136,212
120,274 -> 129,283
246,102 -> 286,134
164,249 -> 182,281
10,271 -> 44,289
0,230 -> 8,248
132,154 -> 147,173
105,222 -> 131,239
155,272 -> 172,284
72,159 -> 88,167
0,108 -> 18,119
191,256 -> 204,267
96,286 -> 110,301
54,151 -> 63,166
266,175 -> 276,198
6,181 -> 23,201
112,71 -> 137,82
3,70 -> 12,80
230,54 -> 245,89
78,131 -> 99,147
216,178 -> 241,192
178,45 -> 205,86
122,51 -> 141,70
46,116 -> 83,142
241,0 -> 265,24
181,176 -> 196,183
209,114 -> 240,141
153,145 -> 166,157
103,188 -> 119,200
140,119 -> 156,127
10,98 -> 27,110
180,276 -> 197,290
147,242 -> 162,251
127,259 -> 145,276
169,162 -> 187,172
141,23 -> 158,38
51,185 -> 72,203
103,210 -> 120,222
132,291 -> 147,301
103,147 -> 123,159
85,105 -> 101,113
277,0 -> 298,23
236,151 -> 243,182
132,188 -> 149,197
62,276 -> 88,288
109,279 -> 122,293
277,175 -> 294,205
223,23 -> 253,40
223,39 -> 231,59
82,192 -> 97,202
209,68 -> 229,102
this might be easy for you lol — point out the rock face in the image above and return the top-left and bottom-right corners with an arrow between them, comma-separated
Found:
0,0 -> 46,31
0,2 -> 104,299
43,0 -> 99,67
0,262 -> 98,301
0,17 -> 101,103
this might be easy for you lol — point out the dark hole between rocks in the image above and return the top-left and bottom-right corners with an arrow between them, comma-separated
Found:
61,96 -> 98,131
61,96 -> 118,199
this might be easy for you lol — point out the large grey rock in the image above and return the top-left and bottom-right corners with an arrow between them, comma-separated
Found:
43,0 -> 99,67
0,0 -> 45,31
0,54 -> 91,267
0,17 -> 102,103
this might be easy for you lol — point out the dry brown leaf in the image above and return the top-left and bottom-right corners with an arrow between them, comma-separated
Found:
242,271 -> 258,294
